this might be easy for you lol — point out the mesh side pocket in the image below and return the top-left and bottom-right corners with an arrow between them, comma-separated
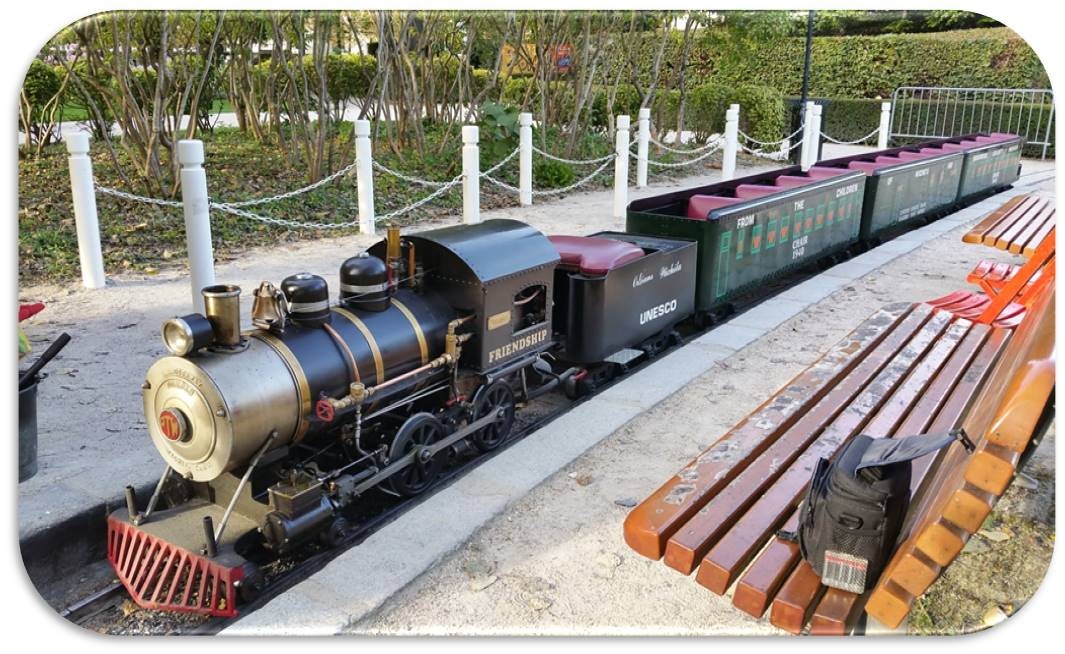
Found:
822,523 -> 884,592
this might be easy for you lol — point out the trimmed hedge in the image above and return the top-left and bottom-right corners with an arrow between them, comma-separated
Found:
626,27 -> 1049,101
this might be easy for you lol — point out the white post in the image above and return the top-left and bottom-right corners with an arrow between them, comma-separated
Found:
65,133 -> 106,289
613,115 -> 630,219
354,119 -> 375,235
810,103 -> 823,165
721,104 -> 740,181
519,112 -> 533,206
878,101 -> 892,149
800,101 -> 815,171
177,140 -> 216,313
462,125 -> 480,225
636,107 -> 650,188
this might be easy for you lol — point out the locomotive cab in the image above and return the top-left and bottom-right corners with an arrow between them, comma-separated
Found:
370,218 -> 561,374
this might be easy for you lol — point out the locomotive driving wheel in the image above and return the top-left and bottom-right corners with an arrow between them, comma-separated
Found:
470,380 -> 516,453
388,413 -> 446,497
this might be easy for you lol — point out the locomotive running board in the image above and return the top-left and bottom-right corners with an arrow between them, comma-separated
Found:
107,506 -> 248,617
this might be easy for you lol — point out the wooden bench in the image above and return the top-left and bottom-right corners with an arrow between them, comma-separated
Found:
623,203 -> 1055,634
962,194 -> 1055,256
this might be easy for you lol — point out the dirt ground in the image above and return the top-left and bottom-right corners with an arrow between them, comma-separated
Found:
909,424 -> 1055,635
347,211 -> 1056,636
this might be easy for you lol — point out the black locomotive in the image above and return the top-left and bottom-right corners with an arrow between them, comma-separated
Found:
109,220 -> 697,616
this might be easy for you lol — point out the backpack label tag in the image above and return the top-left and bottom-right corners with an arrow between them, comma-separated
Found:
823,550 -> 868,593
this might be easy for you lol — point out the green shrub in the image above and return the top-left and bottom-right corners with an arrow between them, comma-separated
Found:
534,158 -> 576,189
479,101 -> 520,159
22,59 -> 60,111
20,59 -> 62,146
732,85 -> 787,144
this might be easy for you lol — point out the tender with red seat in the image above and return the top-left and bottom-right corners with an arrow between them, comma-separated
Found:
687,195 -> 742,219
548,235 -> 645,275
735,184 -> 781,200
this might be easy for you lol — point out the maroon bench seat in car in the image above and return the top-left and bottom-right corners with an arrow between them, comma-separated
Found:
774,175 -> 814,188
735,184 -> 782,200
897,151 -> 932,162
847,161 -> 883,175
875,155 -> 905,165
805,166 -> 848,179
548,235 -> 645,275
687,195 -> 743,219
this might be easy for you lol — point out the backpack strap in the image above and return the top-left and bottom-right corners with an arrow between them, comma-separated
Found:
854,428 -> 974,474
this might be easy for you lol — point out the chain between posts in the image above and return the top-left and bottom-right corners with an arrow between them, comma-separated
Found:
649,135 -> 723,154
484,153 -> 616,197
737,125 -> 805,148
820,127 -> 882,145
95,184 -> 184,207
637,143 -> 722,168
531,145 -> 615,166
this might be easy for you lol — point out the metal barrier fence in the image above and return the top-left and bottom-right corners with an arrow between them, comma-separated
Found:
889,86 -> 1055,159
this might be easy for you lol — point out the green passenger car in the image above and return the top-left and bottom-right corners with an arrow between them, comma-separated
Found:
817,150 -> 965,241
626,169 -> 865,313
951,136 -> 1024,200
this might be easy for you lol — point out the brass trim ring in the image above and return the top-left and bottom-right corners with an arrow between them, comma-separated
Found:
333,306 -> 386,384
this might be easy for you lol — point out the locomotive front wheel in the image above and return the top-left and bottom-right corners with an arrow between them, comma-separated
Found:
470,380 -> 516,453
388,413 -> 446,497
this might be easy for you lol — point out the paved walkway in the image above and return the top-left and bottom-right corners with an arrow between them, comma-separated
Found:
222,172 -> 1055,635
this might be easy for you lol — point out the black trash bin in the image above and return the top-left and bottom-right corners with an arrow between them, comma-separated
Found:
19,373 -> 40,482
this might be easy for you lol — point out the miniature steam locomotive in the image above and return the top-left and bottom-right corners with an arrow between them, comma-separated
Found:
108,220 -> 697,616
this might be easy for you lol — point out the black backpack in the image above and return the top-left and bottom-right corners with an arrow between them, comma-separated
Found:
786,429 -> 974,593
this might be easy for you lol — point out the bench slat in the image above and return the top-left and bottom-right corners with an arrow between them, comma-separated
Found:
693,309 -> 954,592
770,561 -> 825,634
809,588 -> 861,635
623,303 -> 912,560
732,511 -> 801,618
1022,210 -> 1055,257
1009,207 -> 1054,255
962,195 -> 1032,244
989,197 -> 1050,250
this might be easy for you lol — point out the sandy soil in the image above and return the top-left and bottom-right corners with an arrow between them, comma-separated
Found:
348,205 -> 1055,636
